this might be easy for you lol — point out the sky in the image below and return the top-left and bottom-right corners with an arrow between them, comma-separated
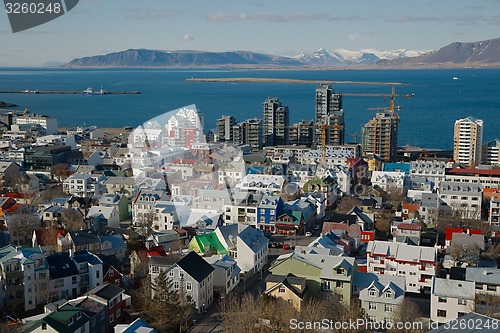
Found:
1,0 -> 499,66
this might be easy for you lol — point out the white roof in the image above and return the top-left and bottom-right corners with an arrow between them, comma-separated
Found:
367,240 -> 436,262
431,277 -> 475,299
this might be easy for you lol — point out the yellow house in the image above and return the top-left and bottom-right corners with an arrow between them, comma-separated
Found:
264,274 -> 309,311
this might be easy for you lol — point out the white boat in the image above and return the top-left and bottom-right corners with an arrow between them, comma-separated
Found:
452,77 -> 459,80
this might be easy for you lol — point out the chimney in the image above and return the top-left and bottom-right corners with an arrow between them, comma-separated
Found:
69,248 -> 74,258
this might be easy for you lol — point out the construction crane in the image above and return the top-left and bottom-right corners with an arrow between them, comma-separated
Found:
349,132 -> 359,144
365,85 -> 407,115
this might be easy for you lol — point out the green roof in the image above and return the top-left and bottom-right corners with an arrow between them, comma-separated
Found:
192,232 -> 228,255
277,210 -> 303,226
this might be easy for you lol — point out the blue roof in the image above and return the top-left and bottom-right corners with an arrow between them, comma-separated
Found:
72,250 -> 103,265
100,235 -> 125,250
247,166 -> 265,174
120,318 -> 158,333
383,162 -> 411,174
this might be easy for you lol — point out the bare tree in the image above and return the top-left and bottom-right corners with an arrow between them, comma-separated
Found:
336,196 -> 362,213
7,213 -> 41,245
51,163 -> 69,182
39,227 -> 61,254
390,298 -> 424,333
61,208 -> 86,231
475,294 -> 500,319
485,244 -> 500,261
219,293 -> 261,333
35,186 -> 64,203
449,243 -> 476,267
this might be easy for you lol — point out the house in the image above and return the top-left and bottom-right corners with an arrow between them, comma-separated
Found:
23,304 -> 98,333
114,318 -> 158,333
100,256 -> 123,288
392,223 -> 423,245
145,230 -> 181,252
430,277 -> 475,324
86,206 -> 120,232
98,194 -> 130,222
0,161 -> 21,188
63,173 -> 107,198
366,240 -> 436,294
236,225 -> 269,274
149,251 -> 215,312
444,227 -> 482,247
371,171 -> 407,191
87,283 -> 126,331
319,225 -> 360,254
58,230 -> 102,253
188,232 -> 228,256
276,210 -> 305,235
256,194 -> 283,233
203,254 -> 240,295
465,267 -> 500,296
269,252 -> 357,305
130,247 -> 168,278
358,275 -> 405,324
438,181 -> 482,219
303,177 -> 338,207
102,177 -> 135,198
489,199 -> 500,226
419,192 -> 451,226
346,206 -> 375,231
0,245 -> 46,313
100,235 -> 126,262
32,228 -> 65,254
264,274 -> 309,311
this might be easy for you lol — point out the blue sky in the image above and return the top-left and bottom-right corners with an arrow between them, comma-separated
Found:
1,0 -> 499,66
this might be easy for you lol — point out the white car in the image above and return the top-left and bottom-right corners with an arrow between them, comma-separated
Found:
305,231 -> 313,237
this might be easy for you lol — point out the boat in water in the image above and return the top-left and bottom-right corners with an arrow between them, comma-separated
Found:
82,87 -> 106,95
452,77 -> 459,80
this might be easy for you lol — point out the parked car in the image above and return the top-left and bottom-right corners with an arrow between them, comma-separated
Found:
305,231 -> 313,237
282,244 -> 290,250
313,224 -> 320,230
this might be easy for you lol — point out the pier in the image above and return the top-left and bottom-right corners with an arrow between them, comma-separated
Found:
0,90 -> 141,95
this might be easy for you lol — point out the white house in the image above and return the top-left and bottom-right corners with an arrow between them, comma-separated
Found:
203,254 -> 241,295
63,174 -> 107,197
431,277 -> 475,324
236,225 -> 269,274
366,241 -> 436,294
438,181 -> 482,219
371,171 -> 407,191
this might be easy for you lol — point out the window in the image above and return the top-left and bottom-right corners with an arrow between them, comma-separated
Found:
384,304 -> 393,312
109,314 -> 114,323
117,308 -> 121,317
369,289 -> 377,297
109,269 -> 114,277
458,299 -> 467,305
174,281 -> 180,289
487,285 -> 496,291
96,271 -> 100,279
151,266 -> 159,274
180,271 -> 184,279
169,270 -> 174,277
385,290 -> 392,298
336,281 -> 343,288
438,297 -> 447,303
336,268 -> 343,275
475,283 -> 483,290
186,282 -> 192,291
368,302 -> 376,310
279,286 -> 286,293
437,309 -> 447,318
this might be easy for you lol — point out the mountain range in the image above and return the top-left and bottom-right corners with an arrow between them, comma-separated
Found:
63,37 -> 500,68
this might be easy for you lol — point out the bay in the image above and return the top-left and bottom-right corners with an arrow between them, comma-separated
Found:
0,68 -> 499,149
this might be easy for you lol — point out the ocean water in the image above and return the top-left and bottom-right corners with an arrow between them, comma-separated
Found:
0,68 -> 499,149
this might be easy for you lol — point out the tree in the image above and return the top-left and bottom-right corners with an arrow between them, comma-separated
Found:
39,227 -> 61,254
51,163 -> 69,182
336,196 -> 362,213
390,298 -> 424,333
36,186 -> 64,203
218,293 -> 260,333
61,208 -> 85,231
7,213 -> 41,245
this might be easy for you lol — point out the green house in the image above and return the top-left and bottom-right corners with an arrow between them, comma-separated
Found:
188,232 -> 228,255
269,252 -> 357,305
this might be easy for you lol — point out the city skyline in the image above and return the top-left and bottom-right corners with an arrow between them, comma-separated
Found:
1,0 -> 499,66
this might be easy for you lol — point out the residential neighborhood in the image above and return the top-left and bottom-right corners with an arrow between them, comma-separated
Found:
0,100 -> 499,333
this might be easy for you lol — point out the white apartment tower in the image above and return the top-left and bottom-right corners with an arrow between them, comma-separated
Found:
453,116 -> 483,167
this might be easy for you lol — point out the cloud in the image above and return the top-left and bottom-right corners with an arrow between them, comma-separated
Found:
387,15 -> 485,24
328,15 -> 363,21
124,8 -> 184,20
207,12 -> 329,22
182,33 -> 194,42
348,33 -> 370,41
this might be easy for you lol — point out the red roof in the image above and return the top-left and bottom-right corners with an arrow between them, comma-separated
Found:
322,222 -> 362,238
397,223 -> 422,231
402,203 -> 420,213
447,167 -> 500,177
445,227 -> 482,241
147,246 -> 167,257
172,159 -> 196,165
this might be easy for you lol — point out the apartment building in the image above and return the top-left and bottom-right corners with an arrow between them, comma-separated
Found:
453,116 -> 483,167
431,277 -> 475,324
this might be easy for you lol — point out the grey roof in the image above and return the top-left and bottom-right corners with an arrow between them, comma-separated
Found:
367,240 -> 436,262
465,267 -> 500,285
88,283 -> 124,301
425,312 -> 499,333
149,256 -> 179,267
176,251 -> 215,283
451,233 -> 485,250
353,272 -> 405,291
68,230 -> 101,246
439,181 -> 482,195
431,277 -> 475,299
265,273 -> 308,298
358,275 -> 405,305
237,225 -> 269,254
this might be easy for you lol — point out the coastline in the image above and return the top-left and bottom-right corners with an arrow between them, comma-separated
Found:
186,77 -> 403,85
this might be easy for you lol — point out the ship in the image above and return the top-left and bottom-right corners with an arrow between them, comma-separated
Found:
82,87 -> 106,95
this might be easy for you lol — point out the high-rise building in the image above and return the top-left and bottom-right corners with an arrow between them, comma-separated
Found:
233,118 -> 262,152
453,116 -> 483,167
361,111 -> 399,162
289,120 -> 313,146
315,84 -> 344,146
216,115 -> 236,142
482,139 -> 500,166
263,97 -> 289,146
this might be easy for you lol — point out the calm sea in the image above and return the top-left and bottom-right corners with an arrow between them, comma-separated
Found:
0,68 -> 499,149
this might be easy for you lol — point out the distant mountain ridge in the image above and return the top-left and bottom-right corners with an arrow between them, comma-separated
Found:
63,37 -> 500,68
377,37 -> 500,67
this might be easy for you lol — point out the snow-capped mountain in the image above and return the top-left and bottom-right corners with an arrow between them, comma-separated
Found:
294,48 -> 429,66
